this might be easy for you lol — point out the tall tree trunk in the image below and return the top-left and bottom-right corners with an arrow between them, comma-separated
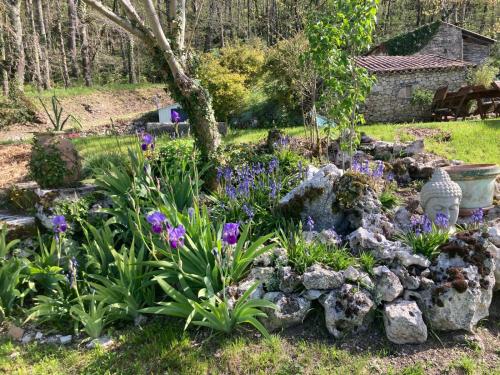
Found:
120,33 -> 128,78
67,0 -> 80,78
43,0 -> 53,50
79,3 -> 92,86
416,0 -> 422,26
127,35 -> 137,84
35,0 -> 51,89
0,21 -> 9,96
83,0 -> 221,187
56,0 -> 71,87
26,0 -> 43,90
7,0 -> 25,92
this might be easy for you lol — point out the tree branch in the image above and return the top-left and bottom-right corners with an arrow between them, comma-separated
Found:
82,0 -> 151,45
142,0 -> 174,54
118,0 -> 156,41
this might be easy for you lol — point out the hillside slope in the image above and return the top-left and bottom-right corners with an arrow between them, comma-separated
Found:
0,84 -> 171,142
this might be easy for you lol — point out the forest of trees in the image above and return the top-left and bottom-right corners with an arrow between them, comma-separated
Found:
0,0 -> 498,95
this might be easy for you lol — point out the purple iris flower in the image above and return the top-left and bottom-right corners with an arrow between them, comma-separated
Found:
141,133 -> 154,151
306,216 -> 314,232
167,225 -> 186,249
222,223 -> 240,245
52,215 -> 67,236
434,212 -> 449,229
471,208 -> 483,224
147,211 -> 167,234
171,109 -> 181,123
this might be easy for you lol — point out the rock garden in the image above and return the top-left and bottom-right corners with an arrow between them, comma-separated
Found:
1,126 -> 499,368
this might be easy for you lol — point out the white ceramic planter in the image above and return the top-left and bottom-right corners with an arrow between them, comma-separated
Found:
444,164 -> 500,215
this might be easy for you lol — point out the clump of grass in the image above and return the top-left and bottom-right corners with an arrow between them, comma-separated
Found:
359,252 -> 376,275
449,355 -> 478,375
379,188 -> 401,210
277,226 -> 356,273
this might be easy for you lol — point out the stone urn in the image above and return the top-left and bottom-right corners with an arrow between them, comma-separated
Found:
31,131 -> 82,188
444,164 -> 500,215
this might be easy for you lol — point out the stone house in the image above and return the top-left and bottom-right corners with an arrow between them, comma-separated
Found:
357,55 -> 470,123
358,21 -> 495,123
367,21 -> 495,65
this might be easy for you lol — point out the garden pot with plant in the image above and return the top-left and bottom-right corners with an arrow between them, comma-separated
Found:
29,94 -> 82,188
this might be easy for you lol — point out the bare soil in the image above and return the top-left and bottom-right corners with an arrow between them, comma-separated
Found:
0,144 -> 31,188
404,127 -> 452,142
0,86 -> 170,142
0,86 -> 170,188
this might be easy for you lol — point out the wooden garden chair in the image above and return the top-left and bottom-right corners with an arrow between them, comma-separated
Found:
431,86 -> 451,121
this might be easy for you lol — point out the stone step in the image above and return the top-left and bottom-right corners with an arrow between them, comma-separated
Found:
0,211 -> 37,240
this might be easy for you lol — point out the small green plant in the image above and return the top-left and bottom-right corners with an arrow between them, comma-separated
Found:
469,63 -> 498,87
359,252 -> 376,275
70,293 -> 111,338
396,215 -> 449,259
142,277 -> 275,338
278,225 -> 355,273
39,94 -> 81,131
411,88 -> 434,112
379,182 -> 401,210
400,362 -> 426,375
448,355 -> 478,375
29,138 -> 67,188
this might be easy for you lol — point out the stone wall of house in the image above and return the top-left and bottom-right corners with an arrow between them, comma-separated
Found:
463,40 -> 490,65
417,23 -> 463,60
361,68 -> 468,123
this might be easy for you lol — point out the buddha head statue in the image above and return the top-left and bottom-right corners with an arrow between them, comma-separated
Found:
420,168 -> 462,229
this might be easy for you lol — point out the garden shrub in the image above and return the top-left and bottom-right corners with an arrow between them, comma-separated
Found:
469,63 -> 498,87
411,88 -> 434,113
29,137 -> 68,188
218,40 -> 266,83
196,53 -> 249,121
264,33 -> 312,116
0,88 -> 39,129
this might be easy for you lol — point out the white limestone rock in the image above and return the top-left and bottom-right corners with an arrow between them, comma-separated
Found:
320,284 -> 374,338
302,264 -> 344,290
383,299 -> 427,344
373,266 -> 404,302
262,292 -> 311,331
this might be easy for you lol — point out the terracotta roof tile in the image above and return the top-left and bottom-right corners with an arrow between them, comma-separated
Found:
356,54 -> 471,74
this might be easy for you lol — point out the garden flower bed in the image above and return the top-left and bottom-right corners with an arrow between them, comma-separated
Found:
0,130 -> 499,372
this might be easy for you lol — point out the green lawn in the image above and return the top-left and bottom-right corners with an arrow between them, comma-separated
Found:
360,119 -> 500,165
0,319 -> 493,375
73,118 -> 500,166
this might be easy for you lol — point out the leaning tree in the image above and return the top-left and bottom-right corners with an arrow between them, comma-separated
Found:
82,0 -> 221,184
